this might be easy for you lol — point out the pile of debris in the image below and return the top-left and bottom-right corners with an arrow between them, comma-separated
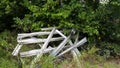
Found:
12,27 -> 87,68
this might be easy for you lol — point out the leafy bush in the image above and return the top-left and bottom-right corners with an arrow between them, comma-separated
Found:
0,30 -> 16,58
12,0 -> 120,56
0,30 -> 18,68
96,42 -> 120,58
0,0 -> 29,31
13,0 -> 120,39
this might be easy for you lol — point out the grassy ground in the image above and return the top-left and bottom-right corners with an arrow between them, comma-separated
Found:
0,56 -> 120,68
59,57 -> 120,68
2,49 -> 119,68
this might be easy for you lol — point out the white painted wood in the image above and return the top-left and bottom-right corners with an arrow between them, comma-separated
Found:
73,33 -> 81,55
56,29 -> 80,56
18,37 -> 64,44
18,32 -> 51,36
20,45 -> 71,57
69,46 -> 79,62
50,33 -> 72,56
18,31 -> 63,39
57,37 -> 87,57
12,44 -> 23,56
31,28 -> 56,68
68,40 -> 81,67
20,48 -> 55,57
56,29 -> 66,38
41,28 -> 55,50
18,31 -> 58,39
69,40 -> 80,55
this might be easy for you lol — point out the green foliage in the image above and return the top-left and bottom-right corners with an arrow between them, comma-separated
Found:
12,0 -> 120,57
0,30 -> 16,57
0,0 -> 119,41
13,0 -> 120,40
0,30 -> 18,68
97,42 -> 120,58
0,0 -> 29,31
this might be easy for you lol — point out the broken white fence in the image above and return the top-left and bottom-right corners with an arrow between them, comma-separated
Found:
12,27 -> 87,68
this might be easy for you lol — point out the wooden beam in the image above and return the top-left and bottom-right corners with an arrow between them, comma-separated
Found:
20,45 -> 71,57
69,40 -> 81,56
20,48 -> 55,57
30,28 -> 56,68
57,37 -> 87,57
73,33 -> 81,55
50,33 -> 72,56
56,29 -> 66,38
56,29 -> 80,56
18,37 -> 64,44
18,31 -> 58,39
12,44 -> 23,56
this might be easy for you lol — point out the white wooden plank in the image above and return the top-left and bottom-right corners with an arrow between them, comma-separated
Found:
69,40 -> 80,55
12,44 -> 23,56
31,28 -> 56,68
73,33 -> 81,55
20,45 -> 70,57
18,31 -> 63,39
69,40 -> 81,57
44,37 -> 64,42
50,33 -> 72,56
57,37 -> 87,57
18,37 -> 64,44
73,34 -> 85,68
20,48 -> 55,57
74,33 -> 80,55
40,27 -> 56,53
56,29 -> 66,38
56,29 -> 80,56
18,31 -> 58,39
18,32 -> 51,36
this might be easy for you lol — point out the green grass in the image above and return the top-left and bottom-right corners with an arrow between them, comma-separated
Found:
0,58 -> 18,68
0,46 -> 120,68
1,57 -> 119,68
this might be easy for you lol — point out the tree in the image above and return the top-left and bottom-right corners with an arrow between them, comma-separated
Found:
0,0 -> 29,31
